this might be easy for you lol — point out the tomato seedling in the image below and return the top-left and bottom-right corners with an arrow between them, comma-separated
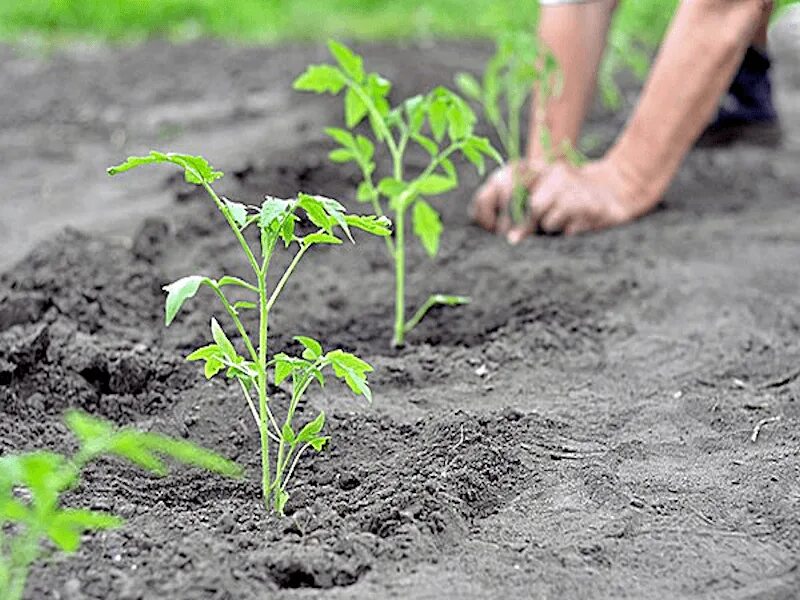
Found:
294,41 -> 501,347
456,33 -> 584,223
0,410 -> 241,600
108,151 -> 390,513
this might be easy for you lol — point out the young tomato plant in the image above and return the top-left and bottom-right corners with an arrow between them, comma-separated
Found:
456,32 -> 584,223
108,151 -> 391,513
294,41 -> 501,347
0,410 -> 241,600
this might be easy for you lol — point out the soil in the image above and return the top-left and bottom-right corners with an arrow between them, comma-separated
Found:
1,21 -> 799,600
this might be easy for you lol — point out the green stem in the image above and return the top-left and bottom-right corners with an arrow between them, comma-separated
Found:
202,182 -> 261,278
272,367 -> 318,495
392,208 -> 406,347
265,244 -> 310,314
210,285 -> 259,364
257,269 -> 270,509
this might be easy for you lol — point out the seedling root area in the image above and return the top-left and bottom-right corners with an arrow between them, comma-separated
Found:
1,39 -> 799,598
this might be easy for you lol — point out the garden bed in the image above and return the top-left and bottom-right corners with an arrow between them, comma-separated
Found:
1,39 -> 799,598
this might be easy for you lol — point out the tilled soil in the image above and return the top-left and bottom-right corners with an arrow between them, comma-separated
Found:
1,28 -> 799,599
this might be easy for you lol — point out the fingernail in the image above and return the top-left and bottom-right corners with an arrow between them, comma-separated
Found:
507,231 -> 521,245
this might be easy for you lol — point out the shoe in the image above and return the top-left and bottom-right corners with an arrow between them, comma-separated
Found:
697,46 -> 782,148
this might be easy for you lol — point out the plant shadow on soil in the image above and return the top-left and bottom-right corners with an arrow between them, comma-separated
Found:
1,39 -> 799,598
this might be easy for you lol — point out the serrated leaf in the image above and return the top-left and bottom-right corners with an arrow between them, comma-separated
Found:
136,433 -> 243,478
413,200 -> 443,258
295,336 -> 323,360
328,40 -> 364,82
163,276 -> 207,326
107,151 -> 223,185
344,87 -> 368,128
260,197 -> 293,229
296,412 -> 325,444
293,64 -> 346,94
417,174 -> 456,195
309,436 -> 329,451
302,232 -> 343,246
280,213 -> 297,246
65,410 -> 112,448
204,357 -> 224,379
224,200 -> 248,228
355,136 -> 374,162
343,214 -> 392,237
326,350 -> 373,402
297,194 -> 333,233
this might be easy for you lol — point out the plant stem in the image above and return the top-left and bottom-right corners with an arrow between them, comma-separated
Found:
392,208 -> 406,347
265,244 -> 309,314
257,269 -> 271,509
210,285 -> 259,364
202,182 -> 261,277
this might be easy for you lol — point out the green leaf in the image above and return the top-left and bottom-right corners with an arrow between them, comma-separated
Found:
295,336 -> 323,360
412,200 -> 443,258
65,410 -> 113,449
356,181 -> 376,203
455,72 -> 482,101
163,276 -> 207,326
428,97 -> 448,142
417,174 -> 456,195
296,412 -> 326,444
275,489 -> 289,514
217,276 -> 258,292
309,436 -> 330,452
135,433 -> 243,479
405,95 -> 427,132
260,197 -> 293,229
210,318 -> 236,360
204,357 -> 224,379
297,194 -> 333,233
412,134 -> 439,157
326,350 -> 373,402
355,136 -> 374,162
325,127 -> 355,147
302,232 -> 343,246
280,214 -> 297,246
344,87 -> 368,128
377,178 -> 407,199
224,200 -> 248,228
328,40 -> 364,83
186,344 -> 223,362
447,102 -> 472,141
293,64 -> 346,94
281,424 -> 296,445
47,509 -> 124,552
107,151 -> 223,185
343,214 -> 392,237
329,149 -> 355,163
274,353 -> 309,386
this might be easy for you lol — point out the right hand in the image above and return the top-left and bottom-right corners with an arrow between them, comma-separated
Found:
470,162 -> 541,235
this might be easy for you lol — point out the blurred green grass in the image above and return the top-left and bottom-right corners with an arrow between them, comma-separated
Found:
0,0 -> 677,44
1,1 -> 795,45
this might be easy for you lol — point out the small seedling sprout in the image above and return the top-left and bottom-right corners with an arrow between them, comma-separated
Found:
456,32 -> 585,223
294,41 -> 502,347
108,151 -> 391,513
0,410 -> 241,600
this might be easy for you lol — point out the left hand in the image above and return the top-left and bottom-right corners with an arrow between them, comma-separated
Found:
506,159 -> 655,243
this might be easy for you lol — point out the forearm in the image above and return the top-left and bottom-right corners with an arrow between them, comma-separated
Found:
607,0 -> 768,208
527,0 -> 617,163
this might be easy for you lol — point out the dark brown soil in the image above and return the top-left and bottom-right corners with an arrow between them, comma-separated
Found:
1,28 -> 799,599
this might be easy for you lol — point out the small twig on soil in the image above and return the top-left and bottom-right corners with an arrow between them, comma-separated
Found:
440,425 -> 466,478
751,415 -> 782,443
760,369 -> 800,390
